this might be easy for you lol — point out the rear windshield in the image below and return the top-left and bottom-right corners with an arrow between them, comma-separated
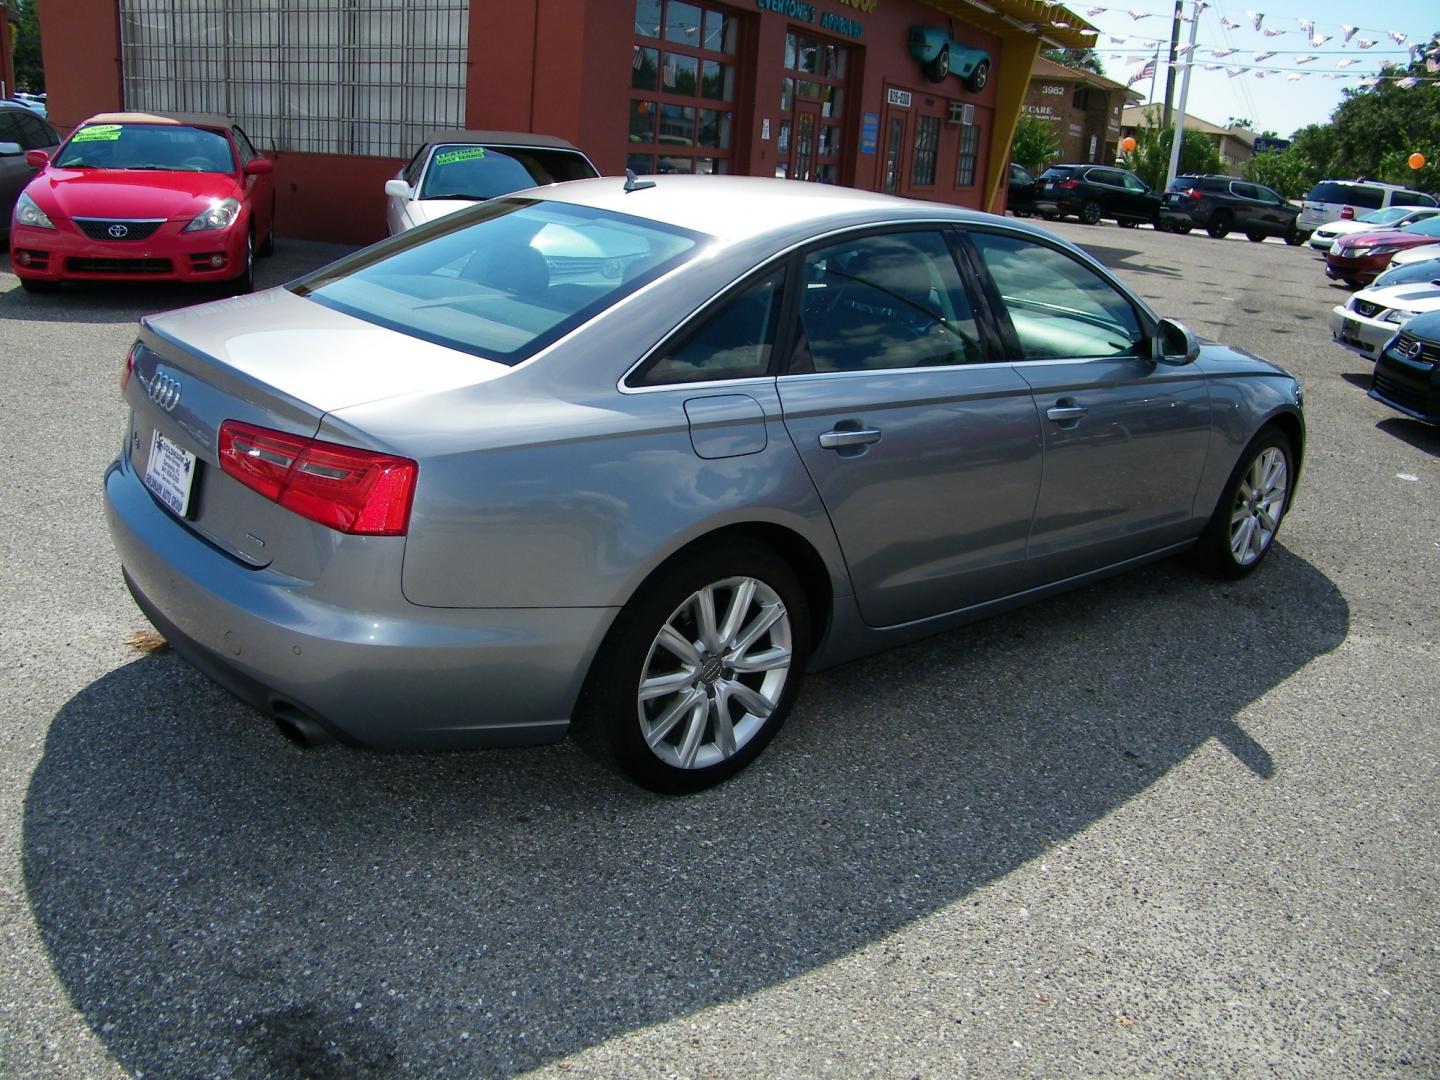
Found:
1039,167 -> 1076,179
1306,182 -> 1384,209
292,199 -> 704,365
419,144 -> 598,201
54,123 -> 235,172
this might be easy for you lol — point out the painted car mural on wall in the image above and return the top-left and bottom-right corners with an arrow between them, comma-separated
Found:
908,26 -> 991,90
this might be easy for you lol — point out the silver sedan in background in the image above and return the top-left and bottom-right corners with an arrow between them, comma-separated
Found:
105,177 -> 1304,792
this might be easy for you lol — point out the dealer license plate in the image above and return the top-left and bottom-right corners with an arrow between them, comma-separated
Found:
143,429 -> 197,518
1339,318 -> 1362,345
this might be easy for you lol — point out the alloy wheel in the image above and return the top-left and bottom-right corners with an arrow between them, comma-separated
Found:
1229,447 -> 1288,566
636,576 -> 793,771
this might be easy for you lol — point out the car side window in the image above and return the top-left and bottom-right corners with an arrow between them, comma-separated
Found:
403,147 -> 427,187
230,128 -> 253,165
0,111 -> 21,146
796,230 -> 983,373
1089,169 -> 1118,187
633,270 -> 785,387
1121,173 -> 1147,193
13,112 -> 53,149
1230,182 -> 1259,200
1254,186 -> 1284,205
970,231 -> 1145,361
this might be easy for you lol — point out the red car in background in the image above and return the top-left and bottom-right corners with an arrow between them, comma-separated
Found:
9,111 -> 275,294
1325,215 -> 1440,286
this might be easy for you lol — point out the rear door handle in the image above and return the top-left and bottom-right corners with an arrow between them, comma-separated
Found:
818,427 -> 882,449
1046,404 -> 1088,423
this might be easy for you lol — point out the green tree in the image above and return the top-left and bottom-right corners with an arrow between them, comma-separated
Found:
11,0 -> 44,92
1042,48 -> 1105,76
1010,113 -> 1061,173
1120,125 -> 1222,189
1242,149 -> 1310,198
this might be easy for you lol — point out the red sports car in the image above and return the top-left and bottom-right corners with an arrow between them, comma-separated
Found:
1325,215 -> 1440,286
9,111 -> 275,294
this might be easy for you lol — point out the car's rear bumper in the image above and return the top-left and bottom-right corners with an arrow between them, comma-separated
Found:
1328,305 -> 1399,360
104,452 -> 617,750
10,219 -> 248,284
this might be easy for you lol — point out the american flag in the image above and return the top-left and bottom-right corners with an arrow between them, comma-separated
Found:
1127,59 -> 1155,86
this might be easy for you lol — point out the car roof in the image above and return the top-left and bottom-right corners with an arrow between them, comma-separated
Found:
79,111 -> 237,131
421,129 -> 584,151
519,174 -> 1015,245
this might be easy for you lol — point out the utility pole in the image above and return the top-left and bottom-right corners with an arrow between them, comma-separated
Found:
1161,0 -> 1182,128
1165,0 -> 1201,189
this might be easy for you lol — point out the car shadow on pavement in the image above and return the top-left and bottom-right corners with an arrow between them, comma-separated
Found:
23,548 -> 1346,1078
1376,417 -> 1440,457
1066,242 -> 1183,279
0,243 -> 357,326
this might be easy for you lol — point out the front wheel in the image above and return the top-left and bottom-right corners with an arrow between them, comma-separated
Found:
966,59 -> 990,92
229,231 -> 255,295
1118,218 -> 1137,229
926,45 -> 950,83
582,544 -> 810,793
1284,228 -> 1304,247
1079,200 -> 1102,226
1195,429 -> 1294,579
1247,233 -> 1266,243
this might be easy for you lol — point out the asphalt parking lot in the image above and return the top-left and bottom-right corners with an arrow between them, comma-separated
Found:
0,218 -> 1436,1079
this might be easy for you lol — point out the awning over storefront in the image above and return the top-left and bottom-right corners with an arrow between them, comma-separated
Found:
920,0 -> 1098,51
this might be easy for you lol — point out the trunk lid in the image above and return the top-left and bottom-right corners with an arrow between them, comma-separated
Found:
127,286 -> 509,570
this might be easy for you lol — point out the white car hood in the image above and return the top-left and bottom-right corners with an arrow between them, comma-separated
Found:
1353,281 -> 1440,313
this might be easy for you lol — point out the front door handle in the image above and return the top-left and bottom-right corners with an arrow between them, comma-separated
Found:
1046,404 -> 1088,423
818,427 -> 882,449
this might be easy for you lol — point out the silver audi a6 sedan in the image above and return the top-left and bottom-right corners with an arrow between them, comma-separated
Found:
105,176 -> 1304,792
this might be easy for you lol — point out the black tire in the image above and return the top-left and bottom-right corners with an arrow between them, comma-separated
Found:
1284,227 -> 1304,247
578,542 -> 811,793
926,45 -> 950,83
19,277 -> 59,294
229,231 -> 255,295
1246,232 -> 1266,243
966,59 -> 990,92
1174,224 -> 1193,234
1206,211 -> 1233,239
1042,212 -> 1060,221
1118,218 -> 1137,229
1194,427 -> 1294,580
1079,200 -> 1102,226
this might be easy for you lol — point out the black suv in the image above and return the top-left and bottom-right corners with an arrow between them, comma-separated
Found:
1159,175 -> 1302,244
1033,164 -> 1161,227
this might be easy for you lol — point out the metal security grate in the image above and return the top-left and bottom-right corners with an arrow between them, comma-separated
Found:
118,0 -> 469,158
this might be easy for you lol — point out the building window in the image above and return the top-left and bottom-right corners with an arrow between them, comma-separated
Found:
630,0 -> 737,174
118,0 -> 468,157
955,122 -> 980,188
911,115 -> 940,187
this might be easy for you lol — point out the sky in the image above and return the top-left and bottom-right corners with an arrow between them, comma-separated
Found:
1073,0 -> 1435,137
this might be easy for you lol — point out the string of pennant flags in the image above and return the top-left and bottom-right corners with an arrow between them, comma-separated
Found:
1029,1 -> 1439,86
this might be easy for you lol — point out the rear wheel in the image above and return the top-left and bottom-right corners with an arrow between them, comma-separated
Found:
1118,218 -> 1137,229
580,543 -> 810,793
1079,200 -> 1102,226
1195,428 -> 1294,579
1207,211 -> 1233,239
1246,232 -> 1266,243
1284,227 -> 1304,247
926,45 -> 950,83
19,277 -> 59,294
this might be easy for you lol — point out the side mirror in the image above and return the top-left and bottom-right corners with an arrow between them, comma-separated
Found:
243,157 -> 273,176
0,141 -> 22,157
24,149 -> 48,167
1155,317 -> 1200,365
384,179 -> 413,199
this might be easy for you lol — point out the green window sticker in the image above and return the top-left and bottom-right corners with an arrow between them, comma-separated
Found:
433,147 -> 487,166
72,124 -> 124,143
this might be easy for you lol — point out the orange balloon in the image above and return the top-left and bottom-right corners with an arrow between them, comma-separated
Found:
1409,152 -> 1427,170
1121,136 -> 1137,153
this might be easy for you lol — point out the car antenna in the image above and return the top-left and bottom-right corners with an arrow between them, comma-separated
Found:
624,169 -> 656,193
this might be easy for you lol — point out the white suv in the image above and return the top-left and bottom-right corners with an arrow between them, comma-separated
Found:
1298,180 -> 1436,239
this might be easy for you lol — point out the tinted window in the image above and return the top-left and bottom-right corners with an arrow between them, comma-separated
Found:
293,199 -> 703,365
420,144 -> 598,200
1307,182 -> 1384,209
971,232 -> 1145,360
1255,186 -> 1285,205
1230,182 -> 1259,200
1121,173 -> 1147,193
1199,177 -> 1228,192
1391,190 -> 1437,208
54,123 -> 236,171
0,111 -> 20,145
1040,166 -> 1076,180
797,231 -> 982,373
635,270 -> 784,386
1088,169 -> 1122,186
1010,163 -> 1033,184
12,111 -> 55,149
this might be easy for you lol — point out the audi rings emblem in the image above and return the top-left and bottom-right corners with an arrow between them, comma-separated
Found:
1401,338 -> 1424,360
147,372 -> 182,412
108,224 -> 130,238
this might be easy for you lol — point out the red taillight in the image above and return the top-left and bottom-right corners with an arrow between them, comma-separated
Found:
120,342 -> 139,394
218,420 -> 417,536
1187,188 -> 1202,200
1058,179 -> 1079,190
1341,206 -> 1355,219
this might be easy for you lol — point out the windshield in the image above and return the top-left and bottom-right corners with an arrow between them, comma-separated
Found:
419,144 -> 598,201
54,123 -> 235,171
1373,258 -> 1440,289
1358,207 -> 1413,226
1400,217 -> 1440,237
292,199 -> 704,365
